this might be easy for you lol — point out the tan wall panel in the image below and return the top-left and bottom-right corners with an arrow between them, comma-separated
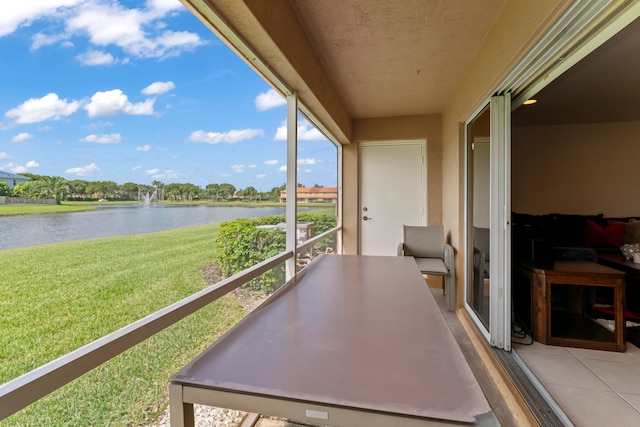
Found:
512,121 -> 640,217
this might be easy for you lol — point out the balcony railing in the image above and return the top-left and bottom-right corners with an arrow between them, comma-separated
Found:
0,226 -> 340,421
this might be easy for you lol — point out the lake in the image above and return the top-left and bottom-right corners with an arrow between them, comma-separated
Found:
0,204 -> 301,250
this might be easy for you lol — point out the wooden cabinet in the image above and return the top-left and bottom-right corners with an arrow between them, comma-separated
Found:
531,260 -> 626,352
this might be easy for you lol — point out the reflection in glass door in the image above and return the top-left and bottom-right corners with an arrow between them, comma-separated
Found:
467,106 -> 491,329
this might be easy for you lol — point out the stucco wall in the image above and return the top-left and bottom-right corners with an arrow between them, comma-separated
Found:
512,121 -> 640,217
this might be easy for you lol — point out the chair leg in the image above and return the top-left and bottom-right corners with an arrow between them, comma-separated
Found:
444,274 -> 455,311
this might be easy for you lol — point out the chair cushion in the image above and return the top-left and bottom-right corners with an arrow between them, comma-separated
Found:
403,225 -> 444,258
414,257 -> 448,275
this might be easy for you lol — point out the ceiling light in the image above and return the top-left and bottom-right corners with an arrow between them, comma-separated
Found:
523,99 -> 537,105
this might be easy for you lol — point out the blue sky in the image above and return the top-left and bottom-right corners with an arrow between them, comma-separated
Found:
0,0 -> 337,192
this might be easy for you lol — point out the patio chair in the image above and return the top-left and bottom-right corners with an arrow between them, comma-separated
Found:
472,227 -> 490,314
398,225 -> 455,311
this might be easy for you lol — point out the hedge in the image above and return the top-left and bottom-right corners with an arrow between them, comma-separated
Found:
215,212 -> 336,292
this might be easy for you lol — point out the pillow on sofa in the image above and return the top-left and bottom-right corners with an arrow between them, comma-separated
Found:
546,213 -> 605,246
583,219 -> 625,248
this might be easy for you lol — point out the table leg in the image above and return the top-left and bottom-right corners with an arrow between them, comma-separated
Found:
615,279 -> 626,351
169,383 -> 195,427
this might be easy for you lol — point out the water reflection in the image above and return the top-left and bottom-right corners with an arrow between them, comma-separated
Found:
0,205 -> 294,250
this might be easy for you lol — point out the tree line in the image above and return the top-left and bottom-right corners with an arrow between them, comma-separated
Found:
0,173 -> 292,204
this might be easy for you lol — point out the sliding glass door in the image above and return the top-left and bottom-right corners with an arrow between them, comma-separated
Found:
465,94 -> 511,350
466,106 -> 491,330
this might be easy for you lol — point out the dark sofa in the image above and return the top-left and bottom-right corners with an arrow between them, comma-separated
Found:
511,212 -> 640,267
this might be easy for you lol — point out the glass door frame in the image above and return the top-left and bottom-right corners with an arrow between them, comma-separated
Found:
464,94 -> 512,350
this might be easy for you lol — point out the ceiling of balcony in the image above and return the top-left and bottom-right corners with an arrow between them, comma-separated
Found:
288,1 -> 640,126
512,15 -> 640,126
288,0 -> 507,119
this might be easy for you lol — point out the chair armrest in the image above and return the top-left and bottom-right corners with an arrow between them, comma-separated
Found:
443,243 -> 454,274
443,243 -> 456,311
397,242 -> 406,256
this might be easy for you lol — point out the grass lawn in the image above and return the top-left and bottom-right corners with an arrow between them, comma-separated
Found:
0,224 -> 245,426
0,201 -> 335,216
0,203 -> 97,216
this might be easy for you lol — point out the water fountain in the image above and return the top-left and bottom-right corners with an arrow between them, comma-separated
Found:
142,190 -> 157,205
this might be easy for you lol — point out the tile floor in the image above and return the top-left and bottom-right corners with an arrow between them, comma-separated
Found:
514,341 -> 640,426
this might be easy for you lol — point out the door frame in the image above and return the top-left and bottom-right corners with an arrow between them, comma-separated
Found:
463,96 -> 512,350
358,140 -> 426,255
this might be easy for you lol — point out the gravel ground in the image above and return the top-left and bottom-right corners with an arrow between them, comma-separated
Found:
145,406 -> 247,427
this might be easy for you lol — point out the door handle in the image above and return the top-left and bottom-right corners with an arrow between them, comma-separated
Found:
362,216 -> 371,221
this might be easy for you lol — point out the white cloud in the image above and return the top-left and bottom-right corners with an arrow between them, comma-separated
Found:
76,49 -> 116,66
153,30 -> 201,56
85,121 -> 114,129
147,0 -> 184,15
189,128 -> 264,144
145,168 -> 180,179
256,174 -> 267,178
248,164 -> 257,168
264,159 -> 279,166
297,158 -> 317,165
278,165 -> 287,172
254,89 -> 286,111
3,1 -> 202,60
231,164 -> 245,173
2,160 -> 40,173
132,165 -> 141,170
136,144 -> 151,152
64,2 -> 203,59
0,0 -> 82,38
142,81 -> 175,95
66,162 -> 100,176
274,120 -> 325,141
3,160 -> 38,174
11,132 -> 33,143
0,152 -> 9,159
31,32 -> 66,50
81,133 -> 122,144
85,89 -> 154,117
5,93 -> 81,124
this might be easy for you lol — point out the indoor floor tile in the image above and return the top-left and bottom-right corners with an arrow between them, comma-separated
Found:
581,359 -> 640,395
512,341 -> 571,356
545,384 -> 640,426
567,347 -> 640,363
517,351 -> 610,390
627,344 -> 640,363
621,393 -> 640,413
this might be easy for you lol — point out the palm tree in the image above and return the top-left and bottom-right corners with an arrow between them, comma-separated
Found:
244,186 -> 258,201
152,180 -> 164,201
37,176 -> 70,204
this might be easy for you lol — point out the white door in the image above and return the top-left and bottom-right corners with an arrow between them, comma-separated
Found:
359,141 -> 425,255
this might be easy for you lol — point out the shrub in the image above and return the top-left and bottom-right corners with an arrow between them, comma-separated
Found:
215,212 -> 336,292
0,181 -> 11,196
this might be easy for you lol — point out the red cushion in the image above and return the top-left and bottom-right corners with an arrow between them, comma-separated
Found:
583,219 -> 625,248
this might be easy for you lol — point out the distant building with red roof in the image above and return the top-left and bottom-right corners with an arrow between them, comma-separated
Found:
279,187 -> 337,203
